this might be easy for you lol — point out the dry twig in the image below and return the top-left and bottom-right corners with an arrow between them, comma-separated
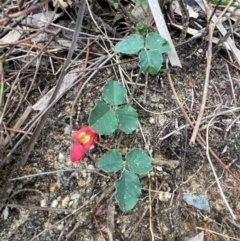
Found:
166,60 -> 240,220
128,179 -> 166,239
206,116 -> 236,219
167,61 -> 240,183
21,1 -> 87,166
189,0 -> 213,144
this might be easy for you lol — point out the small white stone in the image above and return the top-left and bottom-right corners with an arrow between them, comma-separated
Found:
234,9 -> 240,16
198,48 -> 203,53
87,164 -> 95,170
40,199 -> 47,207
155,166 -> 162,171
70,193 -> 80,200
81,170 -> 87,178
158,103 -> 164,109
61,196 -> 70,207
2,207 -> 9,220
145,143 -> 149,150
57,222 -> 64,230
68,200 -> 73,207
225,12 -> 231,17
150,94 -> 160,102
72,199 -> 79,208
64,125 -> 72,135
51,199 -> 58,208
236,202 -> 240,211
149,117 -> 155,124
228,6 -> 236,13
58,153 -> 65,161
159,191 -> 172,202
121,147 -> 128,155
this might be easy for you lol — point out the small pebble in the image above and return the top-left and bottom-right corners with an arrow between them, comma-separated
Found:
228,6 -> 236,13
58,153 -> 65,161
51,199 -> 58,208
236,202 -> 240,211
81,170 -> 87,178
61,196 -> 70,207
40,199 -> 47,207
159,191 -> 172,202
57,222 -> 64,230
183,193 -> 209,211
158,103 -> 164,109
150,94 -> 160,102
49,182 -> 57,193
198,48 -> 203,53
156,166 -> 163,171
78,179 -> 86,187
64,125 -> 72,135
25,166 -> 33,174
234,9 -> 240,16
72,199 -> 79,208
70,193 -> 80,200
149,117 -> 155,124
150,171 -> 155,176
2,207 -> 9,220
68,200 -> 73,207
87,164 -> 94,170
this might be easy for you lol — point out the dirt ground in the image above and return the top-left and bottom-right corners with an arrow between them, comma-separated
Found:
1,0 -> 240,240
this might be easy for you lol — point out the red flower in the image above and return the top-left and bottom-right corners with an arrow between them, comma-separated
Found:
70,127 -> 97,162
95,205 -> 107,216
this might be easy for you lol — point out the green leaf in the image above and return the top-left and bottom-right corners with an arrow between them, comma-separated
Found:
138,50 -> 163,74
88,100 -> 118,135
115,106 -> 138,134
126,148 -> 152,175
136,22 -> 146,36
134,0 -> 148,8
114,170 -> 141,211
98,150 -> 123,173
136,22 -> 144,30
146,33 -> 171,53
102,80 -> 127,106
113,2 -> 119,9
141,0 -> 148,4
114,34 -> 144,54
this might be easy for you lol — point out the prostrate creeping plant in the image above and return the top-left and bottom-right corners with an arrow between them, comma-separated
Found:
70,32 -> 170,211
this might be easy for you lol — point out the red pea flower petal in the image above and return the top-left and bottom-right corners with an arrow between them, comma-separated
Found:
72,126 -> 97,149
95,205 -> 107,216
72,129 -> 82,141
95,208 -> 103,216
70,142 -> 85,162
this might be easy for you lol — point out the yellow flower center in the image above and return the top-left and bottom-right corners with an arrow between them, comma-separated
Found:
78,132 -> 90,144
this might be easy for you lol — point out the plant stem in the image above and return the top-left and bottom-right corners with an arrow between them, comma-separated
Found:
0,60 -> 4,109
207,0 -> 240,8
